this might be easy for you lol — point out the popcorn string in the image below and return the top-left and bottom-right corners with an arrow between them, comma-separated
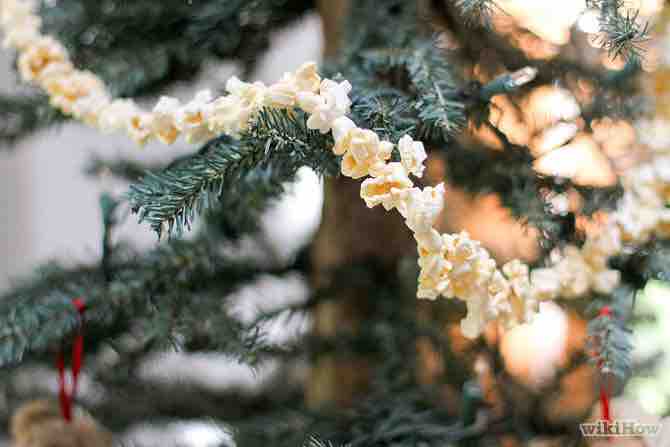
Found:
2,0 -> 667,338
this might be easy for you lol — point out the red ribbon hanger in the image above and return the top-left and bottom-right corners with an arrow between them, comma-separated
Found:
56,298 -> 86,423
598,305 -> 612,424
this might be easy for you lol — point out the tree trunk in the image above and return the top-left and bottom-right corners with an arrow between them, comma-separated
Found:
307,178 -> 416,407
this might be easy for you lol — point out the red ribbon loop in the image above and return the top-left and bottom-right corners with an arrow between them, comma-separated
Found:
598,305 -> 612,424
57,298 -> 86,423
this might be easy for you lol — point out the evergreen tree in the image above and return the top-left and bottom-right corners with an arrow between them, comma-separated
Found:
0,0 -> 666,445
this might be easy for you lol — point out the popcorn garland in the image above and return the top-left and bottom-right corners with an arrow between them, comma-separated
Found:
2,0 -> 667,338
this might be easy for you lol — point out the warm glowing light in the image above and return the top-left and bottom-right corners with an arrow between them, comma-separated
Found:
629,0 -> 664,16
534,134 -> 616,186
495,0 -> 585,45
523,85 -> 581,131
442,189 -> 539,262
577,9 -> 601,34
592,118 -> 636,160
501,302 -> 569,388
488,94 -> 531,146
531,121 -> 579,155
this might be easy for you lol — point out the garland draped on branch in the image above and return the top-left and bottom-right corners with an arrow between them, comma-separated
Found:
1,0 -> 668,339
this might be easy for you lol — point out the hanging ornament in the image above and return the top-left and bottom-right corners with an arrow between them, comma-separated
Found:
10,298 -> 113,447
10,399 -> 113,447
595,305 -> 613,424
56,297 -> 85,423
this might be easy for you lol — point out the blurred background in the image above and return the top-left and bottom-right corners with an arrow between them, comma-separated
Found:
3,0 -> 670,446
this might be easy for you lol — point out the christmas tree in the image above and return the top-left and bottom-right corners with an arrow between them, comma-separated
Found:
0,0 -> 668,445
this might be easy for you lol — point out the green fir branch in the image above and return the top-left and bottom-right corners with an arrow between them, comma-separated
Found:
586,286 -> 635,381
587,0 -> 650,62
355,42 -> 467,142
39,0 -> 316,97
85,157 -> 164,182
454,0 -> 499,26
403,42 -> 468,141
128,109 -> 336,239
442,139 -> 622,252
0,235 -> 303,367
0,94 -> 62,146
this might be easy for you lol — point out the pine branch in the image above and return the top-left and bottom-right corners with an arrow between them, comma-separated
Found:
128,137 -> 245,238
405,43 -> 467,141
454,0 -> 498,27
303,436 -> 341,447
334,0 -> 419,64
344,35 -> 536,147
587,0 -> 650,62
0,235 -> 305,367
85,157 -> 161,182
128,109 -> 336,239
610,239 -> 670,289
354,41 -> 467,142
442,139 -> 622,251
0,94 -> 62,146
39,0 -> 316,97
351,91 -> 416,143
586,286 -> 635,381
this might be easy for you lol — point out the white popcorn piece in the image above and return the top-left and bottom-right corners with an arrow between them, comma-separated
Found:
502,259 -> 536,326
443,232 -> 496,301
331,116 -> 356,143
207,95 -> 244,136
152,96 -> 181,144
43,71 -> 107,115
398,135 -> 427,178
296,91 -> 323,114
487,270 -> 512,313
97,98 -> 154,145
305,79 -> 352,133
209,78 -> 266,137
17,36 -> 72,83
417,231 -> 496,304
555,246 -> 591,299
336,128 -> 392,179
414,228 -> 445,255
71,91 -> 111,127
1,0 -> 36,28
98,99 -> 139,134
175,90 -> 215,144
360,162 -> 413,211
293,61 -> 321,93
127,111 -> 155,146
417,251 -> 451,300
460,296 -> 487,339
530,267 -> 561,302
403,184 -> 446,234
265,73 -> 298,109
3,14 -> 41,49
503,260 -> 530,298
